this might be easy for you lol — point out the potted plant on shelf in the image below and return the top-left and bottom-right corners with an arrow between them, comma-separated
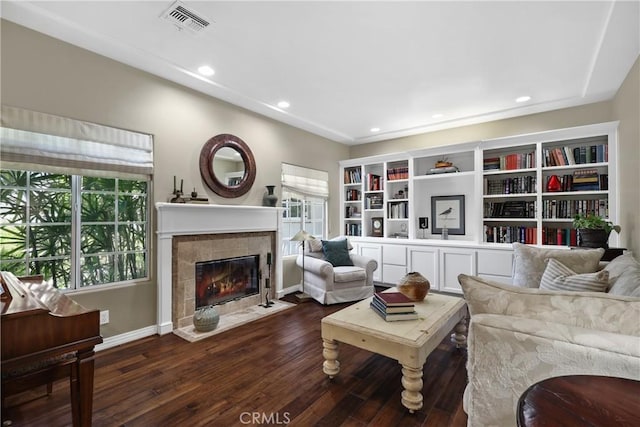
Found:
572,213 -> 621,248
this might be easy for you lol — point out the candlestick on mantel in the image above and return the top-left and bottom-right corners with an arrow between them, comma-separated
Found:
180,179 -> 183,194
266,252 -> 272,265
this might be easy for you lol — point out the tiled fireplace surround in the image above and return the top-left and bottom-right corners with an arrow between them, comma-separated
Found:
156,203 -> 282,335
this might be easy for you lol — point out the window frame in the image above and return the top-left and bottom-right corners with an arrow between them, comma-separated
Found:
0,169 -> 150,291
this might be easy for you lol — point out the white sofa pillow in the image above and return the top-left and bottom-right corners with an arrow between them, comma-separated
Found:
604,253 -> 640,297
512,242 -> 604,288
539,258 -> 609,292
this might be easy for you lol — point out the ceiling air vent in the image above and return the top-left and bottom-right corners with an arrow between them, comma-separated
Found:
161,1 -> 211,34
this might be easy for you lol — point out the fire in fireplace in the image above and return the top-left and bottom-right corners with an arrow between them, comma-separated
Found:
195,255 -> 260,308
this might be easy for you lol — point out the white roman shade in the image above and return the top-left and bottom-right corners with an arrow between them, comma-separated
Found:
281,162 -> 329,198
0,105 -> 153,177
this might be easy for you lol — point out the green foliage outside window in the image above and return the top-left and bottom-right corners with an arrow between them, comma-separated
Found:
0,170 -> 148,289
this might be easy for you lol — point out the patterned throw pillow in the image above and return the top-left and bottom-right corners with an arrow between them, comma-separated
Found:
512,242 -> 604,288
539,258 -> 609,292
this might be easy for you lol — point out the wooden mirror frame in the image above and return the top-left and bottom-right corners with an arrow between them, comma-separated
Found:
199,134 -> 256,198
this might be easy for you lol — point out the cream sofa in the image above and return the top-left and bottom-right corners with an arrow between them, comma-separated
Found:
458,272 -> 640,427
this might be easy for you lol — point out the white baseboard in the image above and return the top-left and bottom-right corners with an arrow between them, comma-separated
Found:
95,325 -> 158,352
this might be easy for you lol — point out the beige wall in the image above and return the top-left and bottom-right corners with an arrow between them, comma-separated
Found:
2,19 -> 637,339
611,57 -> 640,255
1,20 -> 348,337
350,58 -> 640,255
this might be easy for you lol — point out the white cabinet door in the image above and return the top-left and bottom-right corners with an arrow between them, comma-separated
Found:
358,243 -> 382,282
382,244 -> 407,285
407,246 -> 439,290
440,248 -> 476,294
477,248 -> 513,285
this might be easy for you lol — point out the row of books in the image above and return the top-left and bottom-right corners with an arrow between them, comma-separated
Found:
345,206 -> 360,218
345,189 -> 361,201
387,166 -> 409,180
484,201 -> 536,218
546,172 -> 608,192
541,199 -> 609,219
345,223 -> 362,236
388,201 -> 408,219
484,226 -> 537,244
366,173 -> 383,191
483,151 -> 536,171
365,194 -> 383,209
344,167 -> 362,184
370,292 -> 418,322
541,227 -> 578,246
542,144 -> 607,167
484,176 -> 537,195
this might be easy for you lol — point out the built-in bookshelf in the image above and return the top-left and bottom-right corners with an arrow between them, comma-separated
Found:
340,122 -> 618,248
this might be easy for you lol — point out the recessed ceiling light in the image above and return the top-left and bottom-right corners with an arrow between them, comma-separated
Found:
432,113 -> 444,119
370,127 -> 381,132
516,96 -> 531,103
277,101 -> 290,109
197,65 -> 215,77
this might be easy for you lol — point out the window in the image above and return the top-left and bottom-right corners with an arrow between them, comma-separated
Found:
0,171 -> 149,289
280,163 -> 329,255
0,105 -> 153,290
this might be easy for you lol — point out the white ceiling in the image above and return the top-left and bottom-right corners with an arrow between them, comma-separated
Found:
2,1 -> 639,145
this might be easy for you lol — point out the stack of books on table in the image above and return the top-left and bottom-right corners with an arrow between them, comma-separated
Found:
370,292 -> 418,321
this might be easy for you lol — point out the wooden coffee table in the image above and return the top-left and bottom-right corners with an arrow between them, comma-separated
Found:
321,290 -> 467,413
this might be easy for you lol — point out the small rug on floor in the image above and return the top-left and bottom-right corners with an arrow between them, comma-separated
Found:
174,299 -> 296,342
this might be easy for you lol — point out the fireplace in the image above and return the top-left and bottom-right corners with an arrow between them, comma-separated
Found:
195,255 -> 260,308
156,203 -> 283,335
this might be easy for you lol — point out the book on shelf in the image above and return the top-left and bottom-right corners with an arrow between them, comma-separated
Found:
373,291 -> 414,307
370,296 -> 416,314
366,173 -> 382,191
370,302 -> 418,321
427,166 -> 459,174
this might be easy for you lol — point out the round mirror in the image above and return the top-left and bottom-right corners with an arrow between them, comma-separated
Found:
199,134 -> 256,198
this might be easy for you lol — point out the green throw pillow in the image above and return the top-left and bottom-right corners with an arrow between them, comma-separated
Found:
321,239 -> 354,267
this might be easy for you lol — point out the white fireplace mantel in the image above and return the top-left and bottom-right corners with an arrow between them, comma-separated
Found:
155,203 -> 283,335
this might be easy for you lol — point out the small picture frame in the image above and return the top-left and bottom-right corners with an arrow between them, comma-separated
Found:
371,217 -> 383,237
431,195 -> 465,235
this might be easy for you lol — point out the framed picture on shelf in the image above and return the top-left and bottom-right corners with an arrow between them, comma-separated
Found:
431,195 -> 465,235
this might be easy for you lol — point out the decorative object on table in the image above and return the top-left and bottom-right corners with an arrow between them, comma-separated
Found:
397,271 -> 430,301
371,217 -> 383,237
192,305 -> 220,332
431,195 -> 465,236
572,213 -> 621,248
199,134 -> 256,198
261,252 -> 274,308
370,291 -> 418,321
262,185 -> 278,207
170,175 -> 186,203
546,174 -> 562,192
291,229 -> 314,302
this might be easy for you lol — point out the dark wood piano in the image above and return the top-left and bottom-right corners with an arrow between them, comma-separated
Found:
1,271 -> 103,426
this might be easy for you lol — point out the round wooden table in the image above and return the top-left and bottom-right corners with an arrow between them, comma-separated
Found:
517,375 -> 640,427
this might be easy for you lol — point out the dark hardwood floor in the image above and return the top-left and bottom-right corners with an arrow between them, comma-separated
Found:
3,293 -> 468,427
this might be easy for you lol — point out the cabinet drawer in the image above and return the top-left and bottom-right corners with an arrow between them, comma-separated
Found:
382,264 -> 407,285
477,250 -> 513,277
382,244 -> 407,265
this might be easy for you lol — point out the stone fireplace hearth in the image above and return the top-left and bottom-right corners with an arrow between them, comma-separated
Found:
156,203 -> 284,335
172,231 -> 274,329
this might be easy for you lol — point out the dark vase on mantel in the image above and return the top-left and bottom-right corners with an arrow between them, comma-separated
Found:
263,185 -> 278,207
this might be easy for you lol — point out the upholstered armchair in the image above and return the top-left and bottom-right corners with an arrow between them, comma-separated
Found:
295,237 -> 378,305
